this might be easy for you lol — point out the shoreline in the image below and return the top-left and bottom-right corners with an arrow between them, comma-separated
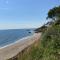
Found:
0,34 -> 34,49
0,33 -> 41,60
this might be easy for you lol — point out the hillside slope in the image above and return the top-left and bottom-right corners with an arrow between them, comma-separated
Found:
8,24 -> 60,60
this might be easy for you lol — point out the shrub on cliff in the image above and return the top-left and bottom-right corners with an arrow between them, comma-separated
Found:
41,24 -> 60,60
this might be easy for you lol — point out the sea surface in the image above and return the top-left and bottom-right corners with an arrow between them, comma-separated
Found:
0,29 -> 34,47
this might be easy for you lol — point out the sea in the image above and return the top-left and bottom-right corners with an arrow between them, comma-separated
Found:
0,29 -> 34,47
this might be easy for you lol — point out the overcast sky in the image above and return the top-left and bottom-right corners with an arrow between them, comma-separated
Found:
0,0 -> 60,29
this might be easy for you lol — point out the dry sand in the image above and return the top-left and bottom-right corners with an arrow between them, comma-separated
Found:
0,33 -> 41,60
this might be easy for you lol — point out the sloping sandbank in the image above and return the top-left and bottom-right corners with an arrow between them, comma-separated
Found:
0,33 -> 41,60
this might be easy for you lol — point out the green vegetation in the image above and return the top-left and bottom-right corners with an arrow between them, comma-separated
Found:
8,6 -> 60,60
41,24 -> 60,60
35,25 -> 47,33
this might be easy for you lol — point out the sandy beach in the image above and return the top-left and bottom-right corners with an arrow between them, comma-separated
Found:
0,33 -> 41,60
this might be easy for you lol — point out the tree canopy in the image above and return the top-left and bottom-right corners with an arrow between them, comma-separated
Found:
47,6 -> 60,20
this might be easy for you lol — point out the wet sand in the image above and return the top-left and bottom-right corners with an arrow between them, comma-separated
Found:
0,33 -> 41,60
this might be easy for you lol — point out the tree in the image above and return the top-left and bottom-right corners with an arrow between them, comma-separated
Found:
47,6 -> 60,21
